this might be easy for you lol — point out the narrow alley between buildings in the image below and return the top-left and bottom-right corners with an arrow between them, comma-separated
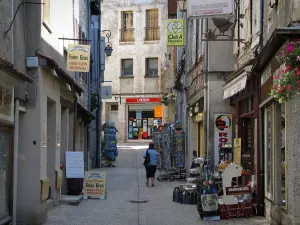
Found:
43,144 -> 268,225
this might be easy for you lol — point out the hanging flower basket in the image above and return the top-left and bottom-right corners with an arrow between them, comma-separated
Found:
271,41 -> 300,103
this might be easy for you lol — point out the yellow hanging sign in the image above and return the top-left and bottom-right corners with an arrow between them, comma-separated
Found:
67,44 -> 91,72
167,19 -> 184,46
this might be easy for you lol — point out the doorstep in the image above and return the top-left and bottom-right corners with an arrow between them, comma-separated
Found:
59,194 -> 83,206
0,216 -> 11,225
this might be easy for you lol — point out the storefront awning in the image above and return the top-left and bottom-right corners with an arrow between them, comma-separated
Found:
0,56 -> 33,83
36,52 -> 84,94
223,72 -> 248,99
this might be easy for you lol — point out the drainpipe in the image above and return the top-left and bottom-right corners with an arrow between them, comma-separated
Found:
12,0 -> 14,63
257,0 -> 264,215
12,98 -> 19,225
73,96 -> 77,151
204,18 -> 209,164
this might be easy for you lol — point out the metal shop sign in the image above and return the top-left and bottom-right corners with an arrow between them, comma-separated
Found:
84,171 -> 106,199
214,114 -> 232,164
225,186 -> 251,195
188,0 -> 234,18
167,19 -> 184,46
67,44 -> 91,72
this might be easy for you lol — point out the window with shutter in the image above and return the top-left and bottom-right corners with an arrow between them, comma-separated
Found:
120,11 -> 134,42
145,9 -> 159,41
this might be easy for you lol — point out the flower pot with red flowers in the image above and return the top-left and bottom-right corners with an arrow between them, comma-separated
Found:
271,41 -> 300,103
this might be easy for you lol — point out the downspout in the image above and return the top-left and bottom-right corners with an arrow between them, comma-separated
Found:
73,96 -> 77,151
87,0 -> 91,170
258,0 -> 265,216
204,18 -> 209,164
12,98 -> 20,225
12,0 -> 14,63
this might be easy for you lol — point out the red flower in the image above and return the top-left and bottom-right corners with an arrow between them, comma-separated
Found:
287,45 -> 294,53
273,84 -> 278,90
287,85 -> 292,92
274,75 -> 280,80
294,67 -> 299,71
278,86 -> 285,93
297,71 -> 300,76
286,65 -> 291,71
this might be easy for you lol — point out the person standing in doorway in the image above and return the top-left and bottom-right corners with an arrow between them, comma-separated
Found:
143,143 -> 158,187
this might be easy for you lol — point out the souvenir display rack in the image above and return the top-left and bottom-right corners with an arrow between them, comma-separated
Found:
103,122 -> 118,166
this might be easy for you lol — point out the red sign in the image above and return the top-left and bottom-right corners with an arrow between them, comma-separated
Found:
126,98 -> 162,103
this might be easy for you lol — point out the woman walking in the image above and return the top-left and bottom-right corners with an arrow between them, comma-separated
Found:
143,143 -> 158,187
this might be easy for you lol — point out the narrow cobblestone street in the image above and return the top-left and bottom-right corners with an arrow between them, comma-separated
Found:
43,144 -> 269,225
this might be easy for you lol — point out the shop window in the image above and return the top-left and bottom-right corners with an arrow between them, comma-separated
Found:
146,58 -> 158,76
280,103 -> 286,207
111,105 -> 118,111
264,105 -> 274,200
121,59 -> 133,76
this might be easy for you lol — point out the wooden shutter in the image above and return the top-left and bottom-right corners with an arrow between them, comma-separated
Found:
147,9 -> 158,27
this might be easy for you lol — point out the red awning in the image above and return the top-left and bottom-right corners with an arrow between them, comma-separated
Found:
0,56 -> 33,83
36,52 -> 84,93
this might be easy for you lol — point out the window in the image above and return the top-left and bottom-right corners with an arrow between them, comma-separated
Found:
121,59 -> 133,76
264,105 -> 274,199
120,11 -> 134,42
145,9 -> 159,41
111,105 -> 118,111
146,58 -> 158,76
43,0 -> 50,23
280,103 -> 286,207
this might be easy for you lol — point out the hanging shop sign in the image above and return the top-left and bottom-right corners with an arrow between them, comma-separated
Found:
67,44 -> 91,72
214,114 -> 232,164
101,86 -> 112,99
154,106 -> 163,118
84,171 -> 106,199
167,19 -> 184,46
65,151 -> 85,178
126,97 -> 162,103
0,84 -> 13,122
188,0 -> 234,18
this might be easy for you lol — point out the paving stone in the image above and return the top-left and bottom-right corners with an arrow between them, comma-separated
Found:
43,144 -> 269,225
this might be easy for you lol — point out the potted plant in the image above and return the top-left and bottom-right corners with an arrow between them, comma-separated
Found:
271,41 -> 300,103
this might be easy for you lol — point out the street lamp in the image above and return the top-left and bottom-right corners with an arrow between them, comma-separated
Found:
101,30 -> 113,56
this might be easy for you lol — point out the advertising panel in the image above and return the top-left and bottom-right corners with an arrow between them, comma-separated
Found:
188,0 -> 234,18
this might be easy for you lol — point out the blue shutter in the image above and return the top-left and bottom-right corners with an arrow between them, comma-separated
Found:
100,36 -> 105,71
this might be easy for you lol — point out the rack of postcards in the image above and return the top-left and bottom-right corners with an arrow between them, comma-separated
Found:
103,122 -> 118,166
153,123 -> 186,181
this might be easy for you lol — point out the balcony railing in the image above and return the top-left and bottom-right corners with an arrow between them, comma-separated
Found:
144,26 -> 160,41
120,28 -> 135,42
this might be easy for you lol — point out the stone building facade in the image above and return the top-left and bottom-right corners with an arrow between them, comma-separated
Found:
100,0 -> 173,142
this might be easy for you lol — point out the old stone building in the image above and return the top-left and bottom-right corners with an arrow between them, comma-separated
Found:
100,0 -> 173,142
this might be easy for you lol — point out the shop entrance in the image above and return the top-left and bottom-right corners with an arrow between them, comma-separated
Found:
127,104 -> 162,140
0,127 -> 12,220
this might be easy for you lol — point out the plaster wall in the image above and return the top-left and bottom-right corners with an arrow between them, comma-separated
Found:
101,0 -> 168,141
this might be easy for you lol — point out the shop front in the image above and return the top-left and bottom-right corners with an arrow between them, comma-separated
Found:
223,62 -> 263,214
126,97 -> 162,140
0,56 -> 33,224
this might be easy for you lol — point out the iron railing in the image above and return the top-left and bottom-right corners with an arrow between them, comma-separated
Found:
120,28 -> 135,42
144,26 -> 160,41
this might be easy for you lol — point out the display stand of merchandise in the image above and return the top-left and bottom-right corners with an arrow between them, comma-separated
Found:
103,122 -> 118,167
154,122 -> 186,182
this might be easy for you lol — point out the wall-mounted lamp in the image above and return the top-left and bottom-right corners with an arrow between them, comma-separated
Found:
101,30 -> 113,56
194,103 -> 199,113
189,107 -> 193,117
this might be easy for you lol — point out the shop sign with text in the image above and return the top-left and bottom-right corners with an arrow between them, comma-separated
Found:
214,114 -> 232,164
84,171 -> 106,199
167,19 -> 184,46
126,98 -> 162,103
188,0 -> 234,18
154,106 -> 163,118
67,44 -> 91,72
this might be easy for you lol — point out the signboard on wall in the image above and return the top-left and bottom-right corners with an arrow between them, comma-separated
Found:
167,19 -> 184,46
154,106 -> 163,118
126,98 -> 161,103
214,114 -> 232,164
67,44 -> 91,72
188,0 -> 234,18
65,151 -> 84,178
84,171 -> 106,199
101,86 -> 112,99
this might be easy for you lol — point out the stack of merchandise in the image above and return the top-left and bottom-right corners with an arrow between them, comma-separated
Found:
103,123 -> 118,162
173,130 -> 185,168
173,184 -> 197,205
